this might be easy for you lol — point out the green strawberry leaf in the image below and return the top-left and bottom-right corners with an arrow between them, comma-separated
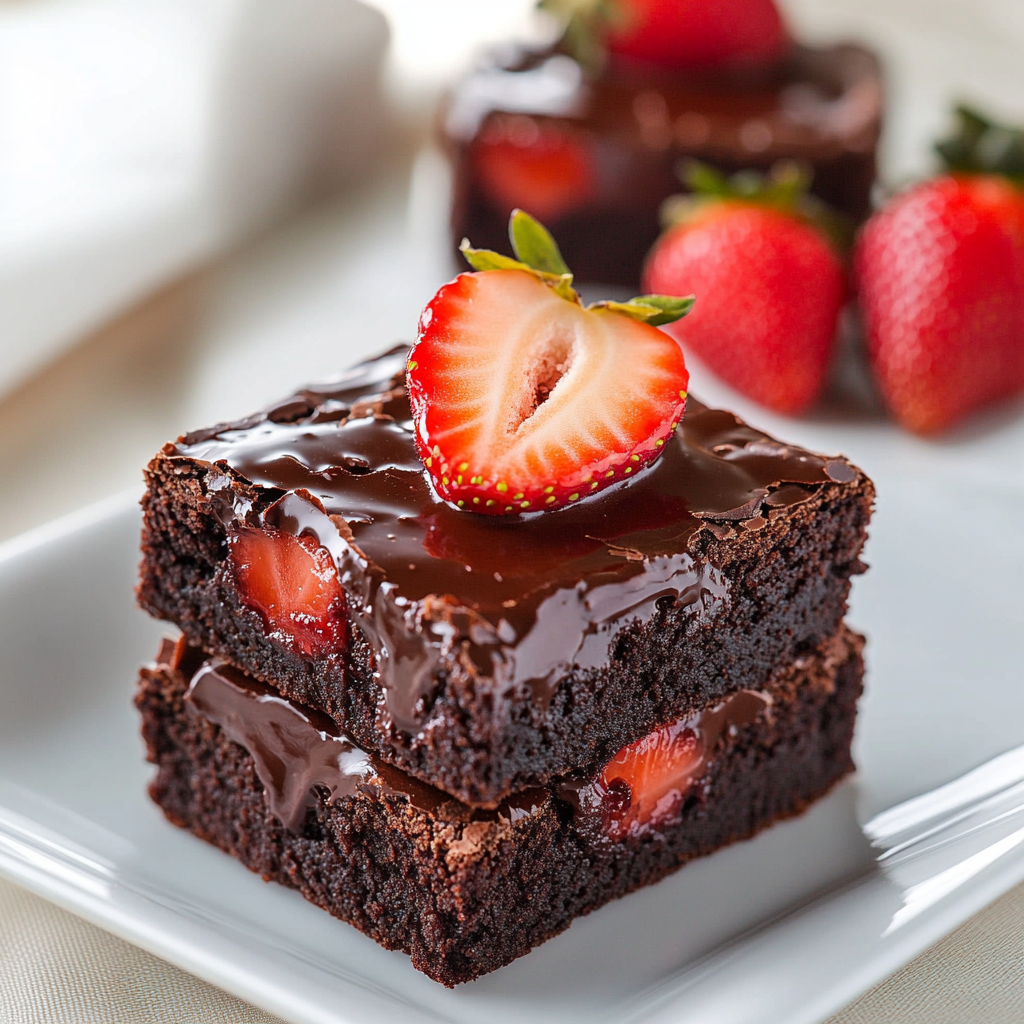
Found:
537,0 -> 623,73
664,160 -> 853,252
683,161 -> 734,198
459,236 -> 578,303
936,104 -> 1024,182
459,243 -> 531,274
682,158 -> 808,206
509,209 -> 573,276
589,294 -> 695,326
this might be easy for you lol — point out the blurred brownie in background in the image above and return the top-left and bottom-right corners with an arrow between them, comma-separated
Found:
443,41 -> 882,286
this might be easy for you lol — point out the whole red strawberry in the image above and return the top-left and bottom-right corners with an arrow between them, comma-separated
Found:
541,0 -> 789,71
407,211 -> 693,515
643,164 -> 847,415
856,108 -> 1024,435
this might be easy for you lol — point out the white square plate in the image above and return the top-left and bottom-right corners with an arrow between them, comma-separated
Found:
0,418 -> 1023,1024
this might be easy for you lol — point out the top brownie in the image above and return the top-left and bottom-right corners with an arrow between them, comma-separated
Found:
139,345 -> 873,806
444,43 -> 882,285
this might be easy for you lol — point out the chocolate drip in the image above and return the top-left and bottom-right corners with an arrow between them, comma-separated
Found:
186,657 -> 546,831
183,651 -> 766,838
189,660 -> 382,831
174,346 -> 859,735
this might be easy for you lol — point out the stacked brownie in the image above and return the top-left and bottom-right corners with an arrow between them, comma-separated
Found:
136,344 -> 873,985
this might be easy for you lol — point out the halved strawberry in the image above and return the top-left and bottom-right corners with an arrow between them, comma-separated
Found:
474,117 -> 594,223
229,527 -> 346,657
597,720 -> 706,838
407,211 -> 692,515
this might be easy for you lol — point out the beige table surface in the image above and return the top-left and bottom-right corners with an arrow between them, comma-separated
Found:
2,0 -> 1024,1019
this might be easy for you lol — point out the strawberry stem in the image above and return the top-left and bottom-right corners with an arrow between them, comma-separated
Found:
461,210 -> 694,325
935,104 -> 1024,183
662,160 -> 852,251
537,0 -> 624,73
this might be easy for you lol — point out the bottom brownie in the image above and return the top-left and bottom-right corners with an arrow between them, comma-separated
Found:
136,627 -> 863,986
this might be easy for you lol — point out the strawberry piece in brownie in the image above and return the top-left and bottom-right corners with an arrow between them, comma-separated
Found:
229,527 -> 346,657
473,119 -> 595,223
598,721 -> 705,838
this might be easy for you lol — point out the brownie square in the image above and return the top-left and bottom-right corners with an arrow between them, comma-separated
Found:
138,346 -> 872,807
136,625 -> 864,986
444,43 -> 882,286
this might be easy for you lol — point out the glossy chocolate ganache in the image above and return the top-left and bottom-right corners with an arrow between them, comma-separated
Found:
172,345 -> 858,737
446,44 -> 882,169
163,637 -> 769,837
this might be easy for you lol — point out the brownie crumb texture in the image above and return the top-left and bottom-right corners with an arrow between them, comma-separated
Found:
136,628 -> 863,985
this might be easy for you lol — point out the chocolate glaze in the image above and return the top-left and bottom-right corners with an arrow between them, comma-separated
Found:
170,346 -> 859,737
445,44 -> 881,157
179,644 -> 766,838
186,655 -> 547,831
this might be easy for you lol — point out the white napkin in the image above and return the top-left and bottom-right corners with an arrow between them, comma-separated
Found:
0,0 -> 389,397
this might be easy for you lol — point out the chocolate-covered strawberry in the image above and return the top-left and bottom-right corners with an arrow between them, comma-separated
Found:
407,210 -> 693,515
855,106 -> 1024,435
643,162 -> 847,415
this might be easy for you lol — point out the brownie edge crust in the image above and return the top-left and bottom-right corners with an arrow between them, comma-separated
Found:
136,627 -> 864,986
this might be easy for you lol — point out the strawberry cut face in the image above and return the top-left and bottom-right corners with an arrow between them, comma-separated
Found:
407,269 -> 689,515
229,527 -> 347,658
595,720 -> 706,839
